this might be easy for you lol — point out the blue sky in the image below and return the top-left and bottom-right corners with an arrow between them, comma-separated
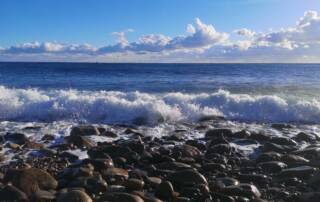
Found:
1,0 -> 320,62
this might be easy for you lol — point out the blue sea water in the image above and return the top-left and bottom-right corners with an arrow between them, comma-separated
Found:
0,62 -> 320,124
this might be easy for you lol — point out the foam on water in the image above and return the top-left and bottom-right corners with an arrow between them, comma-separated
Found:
0,86 -> 320,124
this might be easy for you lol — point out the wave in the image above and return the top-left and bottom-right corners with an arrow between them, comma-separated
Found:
0,86 -> 320,125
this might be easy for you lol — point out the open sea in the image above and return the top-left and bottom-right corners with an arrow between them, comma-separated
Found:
0,62 -> 320,124
0,62 -> 320,160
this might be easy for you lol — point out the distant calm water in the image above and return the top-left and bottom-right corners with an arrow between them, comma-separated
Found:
0,62 -> 320,124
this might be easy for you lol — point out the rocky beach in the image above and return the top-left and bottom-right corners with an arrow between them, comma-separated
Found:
0,118 -> 320,202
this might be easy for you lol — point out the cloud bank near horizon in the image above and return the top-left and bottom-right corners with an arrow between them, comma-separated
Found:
1,10 -> 320,62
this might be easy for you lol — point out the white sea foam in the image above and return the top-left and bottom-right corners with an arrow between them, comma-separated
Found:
0,86 -> 320,124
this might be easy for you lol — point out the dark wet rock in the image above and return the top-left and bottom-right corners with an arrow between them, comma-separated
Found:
294,147 -> 320,158
203,163 -> 226,172
205,128 -> 233,139
57,189 -> 92,202
169,169 -> 208,188
156,161 -> 191,171
173,144 -> 202,157
215,177 -> 240,187
250,132 -> 271,142
222,183 -> 261,198
262,142 -> 296,153
66,135 -> 97,148
294,132 -> 317,142
298,192 -> 320,202
132,191 -> 163,202
146,177 -> 162,187
102,167 -> 129,184
256,152 -> 282,163
270,137 -> 297,146
281,154 -> 309,166
41,134 -> 56,141
102,130 -> 118,138
99,192 -> 144,202
278,166 -> 317,178
237,174 -> 269,184
23,141 -> 44,149
198,115 -> 225,122
185,140 -> 207,151
106,185 -> 126,192
233,130 -> 251,139
125,178 -> 144,190
271,123 -> 293,130
33,189 -> 56,201
69,175 -> 108,194
4,133 -> 29,145
207,144 -> 233,155
82,158 -> 114,170
70,125 -> 100,136
0,154 -> 5,162
258,161 -> 287,173
0,184 -> 28,201
155,181 -> 176,200
3,168 -> 58,196
6,142 -> 21,150
166,133 -> 186,141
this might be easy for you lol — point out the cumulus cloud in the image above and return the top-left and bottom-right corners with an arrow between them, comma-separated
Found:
235,28 -> 256,38
98,18 -> 228,54
1,11 -> 320,62
1,42 -> 96,55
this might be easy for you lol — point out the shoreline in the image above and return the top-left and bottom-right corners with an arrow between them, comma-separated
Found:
0,120 -> 319,201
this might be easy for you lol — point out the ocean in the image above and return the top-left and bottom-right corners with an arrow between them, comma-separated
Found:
0,62 -> 320,161
0,62 -> 320,124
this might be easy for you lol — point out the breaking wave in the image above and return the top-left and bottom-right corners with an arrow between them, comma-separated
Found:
0,86 -> 320,124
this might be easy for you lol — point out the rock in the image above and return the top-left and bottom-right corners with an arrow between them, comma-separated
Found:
99,192 -> 144,202
205,129 -> 233,138
146,177 -> 162,187
222,183 -> 261,198
155,181 -> 175,200
173,144 -> 202,157
215,177 -> 240,187
66,135 -> 97,148
0,185 -> 28,201
271,123 -> 293,130
278,166 -> 317,178
294,132 -> 317,142
125,178 -> 145,190
233,130 -> 251,139
57,190 -> 92,202
102,130 -> 118,138
262,142 -> 296,153
258,161 -> 287,173
23,141 -> 44,149
270,137 -> 297,146
0,153 -> 5,162
70,125 -> 100,136
169,170 -> 208,187
256,152 -> 282,163
203,163 -> 226,172
198,115 -> 225,122
281,154 -> 309,166
69,175 -> 108,194
33,190 -> 56,201
207,144 -> 233,155
4,133 -> 29,145
298,192 -> 320,202
3,168 -> 58,196
102,167 -> 129,184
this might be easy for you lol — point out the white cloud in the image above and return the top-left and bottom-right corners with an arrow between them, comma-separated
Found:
235,28 -> 256,37
1,11 -> 320,62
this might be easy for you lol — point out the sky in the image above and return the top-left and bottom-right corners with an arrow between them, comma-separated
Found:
0,0 -> 320,63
